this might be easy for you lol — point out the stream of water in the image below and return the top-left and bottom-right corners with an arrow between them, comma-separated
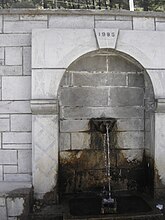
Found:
103,123 -> 114,203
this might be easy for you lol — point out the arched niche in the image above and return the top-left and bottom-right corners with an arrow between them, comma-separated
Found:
31,28 -> 165,200
58,49 -> 155,198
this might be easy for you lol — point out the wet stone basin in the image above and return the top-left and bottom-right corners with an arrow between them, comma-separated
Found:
116,195 -> 152,214
69,192 -> 102,216
69,193 -> 153,216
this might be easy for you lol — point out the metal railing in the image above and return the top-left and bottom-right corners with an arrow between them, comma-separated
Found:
0,0 -> 164,11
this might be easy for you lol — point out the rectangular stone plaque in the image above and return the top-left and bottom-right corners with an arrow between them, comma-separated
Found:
94,28 -> 119,49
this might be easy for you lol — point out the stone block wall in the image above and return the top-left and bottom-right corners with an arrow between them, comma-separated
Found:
58,51 -> 154,193
0,13 -> 33,182
0,9 -> 162,186
59,52 -> 145,152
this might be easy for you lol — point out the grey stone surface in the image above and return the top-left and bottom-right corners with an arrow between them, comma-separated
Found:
4,15 -> 19,21
0,47 -> 4,60
155,113 -> 165,185
0,66 -> 22,75
60,133 -> 70,151
117,30 -> 165,69
117,132 -> 144,149
4,20 -> 47,33
11,114 -> 32,132
110,87 -> 144,107
144,88 -> 154,101
2,76 -> 30,100
0,206 -> 7,220
0,165 -> 2,181
60,71 -> 72,87
0,34 -> 30,46
5,47 -> 22,65
72,72 -> 126,86
144,131 -> 151,149
133,17 -> 155,30
156,22 -> 165,31
68,55 -> 107,72
95,20 -> 132,30
32,29 -> 97,69
107,55 -> 141,72
0,16 -> 2,33
60,120 -> 89,132
0,117 -> 10,131
145,118 -> 151,132
0,150 -> 17,164
3,132 -> 31,144
117,118 -> 144,131
147,70 -> 165,99
95,15 -> 115,21
71,133 -> 91,150
4,166 -> 17,174
59,87 -> 109,107
0,101 -> 31,114
32,69 -> 64,99
61,106 -> 144,119
49,15 -> 94,28
4,174 -> 32,181
23,47 -> 31,75
7,197 -> 24,216
18,150 -> 32,173
3,144 -> 31,149
32,115 -> 58,199
128,73 -> 144,87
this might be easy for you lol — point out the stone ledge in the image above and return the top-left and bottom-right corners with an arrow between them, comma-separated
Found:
156,99 -> 165,113
31,99 -> 58,114
0,9 -> 165,18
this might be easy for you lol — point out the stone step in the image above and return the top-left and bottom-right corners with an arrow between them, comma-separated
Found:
64,213 -> 164,220
29,215 -> 63,220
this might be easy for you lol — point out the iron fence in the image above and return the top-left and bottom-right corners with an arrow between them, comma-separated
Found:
0,0 -> 164,11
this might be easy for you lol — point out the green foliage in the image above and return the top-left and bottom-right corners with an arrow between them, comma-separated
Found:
11,0 -> 35,8
135,0 -> 165,11
0,0 -> 164,10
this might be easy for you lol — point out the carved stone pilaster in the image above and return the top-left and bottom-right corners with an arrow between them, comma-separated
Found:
31,99 -> 59,199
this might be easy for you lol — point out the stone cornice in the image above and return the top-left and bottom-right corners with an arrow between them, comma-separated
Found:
31,99 -> 58,115
0,9 -> 165,18
156,99 -> 165,113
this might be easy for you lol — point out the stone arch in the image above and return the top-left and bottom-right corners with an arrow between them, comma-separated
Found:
32,28 -> 165,199
57,48 -> 155,97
